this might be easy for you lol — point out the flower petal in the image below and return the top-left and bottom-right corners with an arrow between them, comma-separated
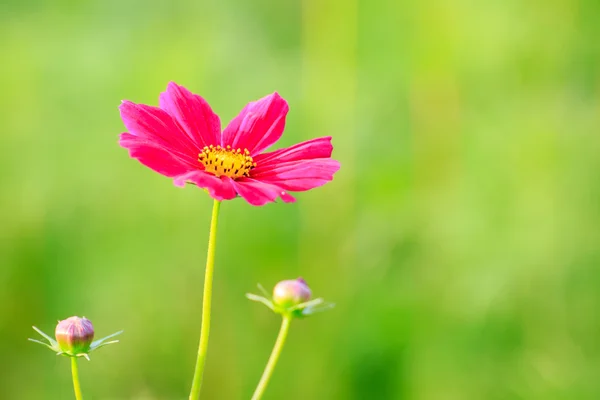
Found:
173,171 -> 237,201
119,133 -> 193,177
251,159 -> 340,191
158,82 -> 221,149
119,101 -> 199,165
232,178 -> 296,206
253,136 -> 333,166
222,92 -> 289,155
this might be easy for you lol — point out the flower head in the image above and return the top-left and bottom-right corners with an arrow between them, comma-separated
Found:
119,82 -> 340,206
55,316 -> 94,355
247,278 -> 333,318
273,278 -> 312,309
29,316 -> 122,360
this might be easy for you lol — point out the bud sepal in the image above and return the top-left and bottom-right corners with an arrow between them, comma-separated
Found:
29,317 -> 122,360
246,279 -> 334,318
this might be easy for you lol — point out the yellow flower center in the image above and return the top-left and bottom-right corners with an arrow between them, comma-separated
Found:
198,145 -> 256,179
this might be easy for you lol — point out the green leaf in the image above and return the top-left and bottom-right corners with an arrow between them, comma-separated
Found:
257,283 -> 270,298
31,326 -> 57,346
246,293 -> 275,311
28,338 -> 56,350
90,330 -> 123,350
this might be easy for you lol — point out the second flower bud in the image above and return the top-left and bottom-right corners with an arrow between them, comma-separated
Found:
273,278 -> 312,309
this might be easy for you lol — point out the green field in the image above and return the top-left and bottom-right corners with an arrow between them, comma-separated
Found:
2,0 -> 600,398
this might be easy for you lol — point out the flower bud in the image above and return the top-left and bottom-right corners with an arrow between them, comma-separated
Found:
55,316 -> 94,356
273,278 -> 311,309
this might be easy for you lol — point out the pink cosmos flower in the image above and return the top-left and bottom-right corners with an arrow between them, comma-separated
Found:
119,82 -> 340,206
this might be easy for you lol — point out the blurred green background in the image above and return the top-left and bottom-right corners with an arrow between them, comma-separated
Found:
2,0 -> 600,399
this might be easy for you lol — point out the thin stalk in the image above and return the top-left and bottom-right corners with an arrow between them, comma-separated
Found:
189,199 -> 221,400
70,357 -> 83,400
251,315 -> 292,400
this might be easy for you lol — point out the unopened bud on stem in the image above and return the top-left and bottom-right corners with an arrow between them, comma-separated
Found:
247,277 -> 332,318
55,317 -> 94,356
273,278 -> 311,309
30,316 -> 122,360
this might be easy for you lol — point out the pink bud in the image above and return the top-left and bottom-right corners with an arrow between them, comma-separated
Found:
55,316 -> 94,355
273,278 -> 312,309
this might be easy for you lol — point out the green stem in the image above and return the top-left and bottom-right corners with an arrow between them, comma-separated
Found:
189,199 -> 221,400
251,315 -> 292,400
70,357 -> 83,400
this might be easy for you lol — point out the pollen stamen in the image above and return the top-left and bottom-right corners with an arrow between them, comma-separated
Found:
198,145 -> 255,179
